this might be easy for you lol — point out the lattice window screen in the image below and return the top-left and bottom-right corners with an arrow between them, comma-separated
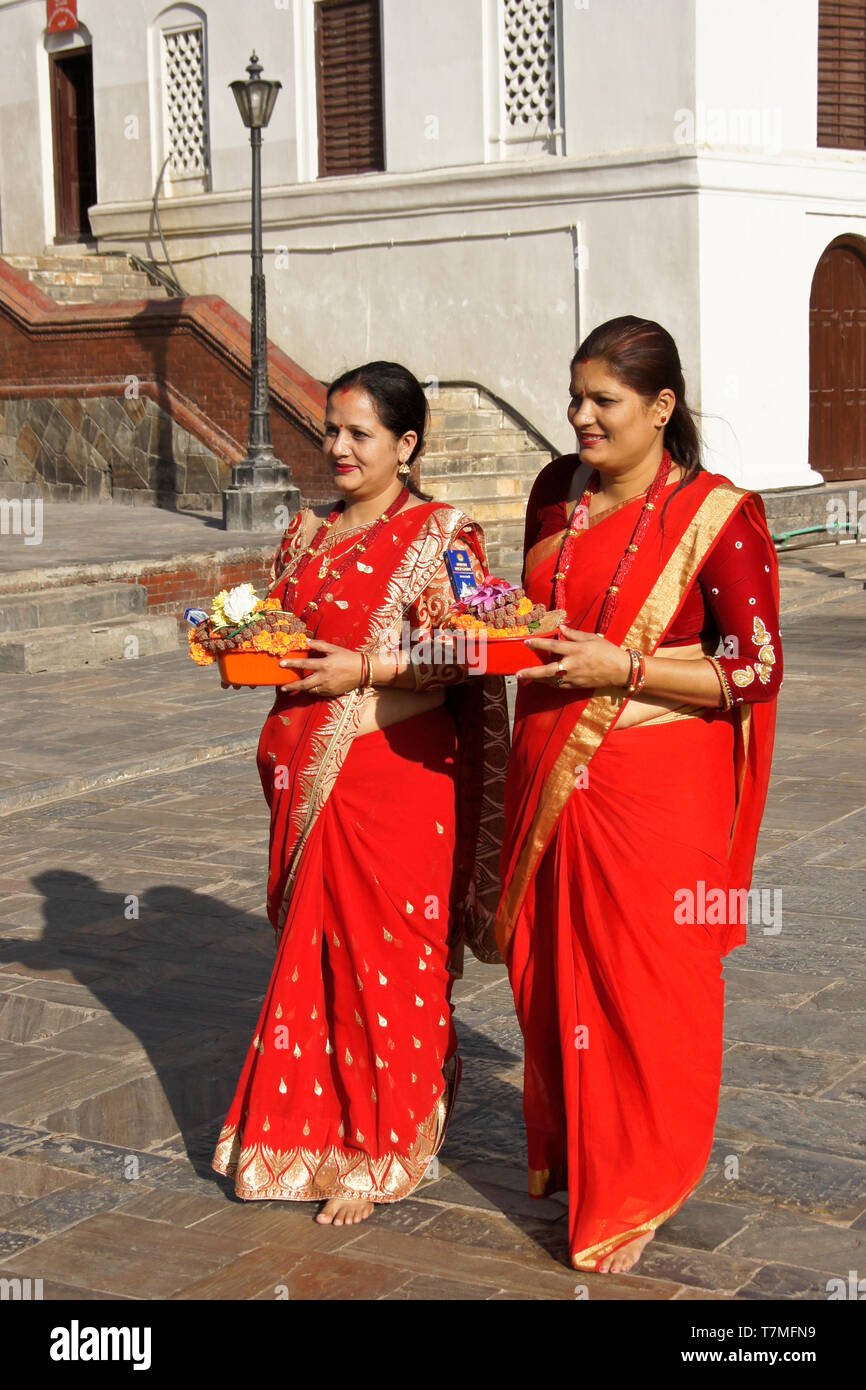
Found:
162,25 -> 209,179
503,0 -> 557,129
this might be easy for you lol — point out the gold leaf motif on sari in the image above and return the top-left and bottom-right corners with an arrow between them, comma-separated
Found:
279,1077 -> 287,1094
752,617 -> 771,646
732,667 -> 755,687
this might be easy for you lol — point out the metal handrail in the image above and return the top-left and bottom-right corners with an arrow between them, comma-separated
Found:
146,155 -> 185,297
128,252 -> 183,298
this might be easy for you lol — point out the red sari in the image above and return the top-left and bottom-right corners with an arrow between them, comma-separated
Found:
213,500 -> 506,1202
497,458 -> 781,1269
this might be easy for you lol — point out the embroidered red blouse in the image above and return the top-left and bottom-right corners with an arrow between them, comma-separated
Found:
523,457 -> 783,708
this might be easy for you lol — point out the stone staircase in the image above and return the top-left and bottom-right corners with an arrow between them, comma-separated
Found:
1,246 -> 171,305
421,386 -> 553,580
0,581 -> 181,674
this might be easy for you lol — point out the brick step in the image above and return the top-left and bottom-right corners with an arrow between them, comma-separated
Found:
428,496 -> 527,524
0,582 -> 146,634
4,253 -> 134,273
424,429 -> 539,455
424,388 -> 485,412
426,409 -> 503,433
422,472 -> 533,503
28,272 -> 163,292
421,451 -> 549,480
0,612 -> 181,674
47,285 -> 167,303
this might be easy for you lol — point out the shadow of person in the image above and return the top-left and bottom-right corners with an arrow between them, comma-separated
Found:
5,870 -> 561,1257
3,869 -> 275,1182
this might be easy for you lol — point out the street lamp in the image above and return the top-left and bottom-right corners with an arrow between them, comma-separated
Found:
223,52 -> 300,531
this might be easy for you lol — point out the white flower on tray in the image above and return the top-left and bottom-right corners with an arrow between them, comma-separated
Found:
212,583 -> 259,627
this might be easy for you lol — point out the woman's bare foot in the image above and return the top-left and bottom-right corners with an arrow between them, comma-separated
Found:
315,1197 -> 374,1226
597,1230 -> 654,1274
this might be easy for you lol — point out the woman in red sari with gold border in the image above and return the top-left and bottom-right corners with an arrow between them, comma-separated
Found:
212,363 -> 506,1225
498,318 -> 782,1273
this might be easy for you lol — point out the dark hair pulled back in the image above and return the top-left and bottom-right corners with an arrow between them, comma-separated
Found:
572,317 -> 703,504
326,360 -> 431,500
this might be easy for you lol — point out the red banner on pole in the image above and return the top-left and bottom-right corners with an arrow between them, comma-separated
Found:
47,1 -> 77,33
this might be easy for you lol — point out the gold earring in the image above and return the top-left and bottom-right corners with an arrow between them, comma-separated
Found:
398,460 -> 410,476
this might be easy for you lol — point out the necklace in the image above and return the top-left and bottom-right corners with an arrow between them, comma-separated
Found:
552,451 -> 672,634
282,487 -> 410,625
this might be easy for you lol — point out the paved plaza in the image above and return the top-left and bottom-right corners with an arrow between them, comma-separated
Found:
0,540 -> 863,1300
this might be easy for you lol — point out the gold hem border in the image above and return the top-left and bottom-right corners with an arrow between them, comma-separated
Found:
212,1059 -> 459,1205
212,1098 -> 444,1204
569,1185 -> 697,1271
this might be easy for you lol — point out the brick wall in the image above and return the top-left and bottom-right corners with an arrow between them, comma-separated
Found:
0,259 -> 331,504
139,555 -> 275,614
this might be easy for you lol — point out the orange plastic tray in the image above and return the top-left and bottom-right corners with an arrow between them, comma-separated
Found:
467,629 -> 562,676
217,648 -> 311,687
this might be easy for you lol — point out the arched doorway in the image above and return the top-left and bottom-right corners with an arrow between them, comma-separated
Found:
809,236 -> 866,481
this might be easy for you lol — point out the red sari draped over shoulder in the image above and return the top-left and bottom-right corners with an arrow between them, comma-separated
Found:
212,500 -> 507,1203
497,458 -> 781,1270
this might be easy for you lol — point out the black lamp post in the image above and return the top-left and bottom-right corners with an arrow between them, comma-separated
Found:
223,52 -> 300,531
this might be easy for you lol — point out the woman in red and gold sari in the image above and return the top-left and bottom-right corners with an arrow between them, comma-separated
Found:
499,318 -> 782,1273
213,362 -> 506,1225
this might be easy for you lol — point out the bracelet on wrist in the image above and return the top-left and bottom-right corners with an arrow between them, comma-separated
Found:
624,649 -> 647,695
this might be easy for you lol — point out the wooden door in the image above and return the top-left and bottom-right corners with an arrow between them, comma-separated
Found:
809,238 -> 866,481
50,49 -> 97,242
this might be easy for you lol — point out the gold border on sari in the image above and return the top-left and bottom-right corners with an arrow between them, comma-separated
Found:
569,1185 -> 697,1271
213,1057 -> 459,1204
275,507 -> 484,933
495,483 -> 747,957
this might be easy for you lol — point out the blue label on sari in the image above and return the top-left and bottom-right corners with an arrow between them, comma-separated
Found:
444,549 -> 478,600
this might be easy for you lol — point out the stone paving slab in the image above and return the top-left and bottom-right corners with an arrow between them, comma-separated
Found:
0,560 -> 863,1298
0,503 -> 272,577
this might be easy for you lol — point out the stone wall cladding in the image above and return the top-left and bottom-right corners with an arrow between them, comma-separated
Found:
0,394 -> 225,510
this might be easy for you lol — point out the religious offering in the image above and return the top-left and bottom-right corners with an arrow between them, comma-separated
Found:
438,576 -> 564,674
185,583 -> 310,686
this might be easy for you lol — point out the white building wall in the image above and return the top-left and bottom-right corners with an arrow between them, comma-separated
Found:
562,0 -> 697,158
1,0 -> 865,488
382,0 -> 488,172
